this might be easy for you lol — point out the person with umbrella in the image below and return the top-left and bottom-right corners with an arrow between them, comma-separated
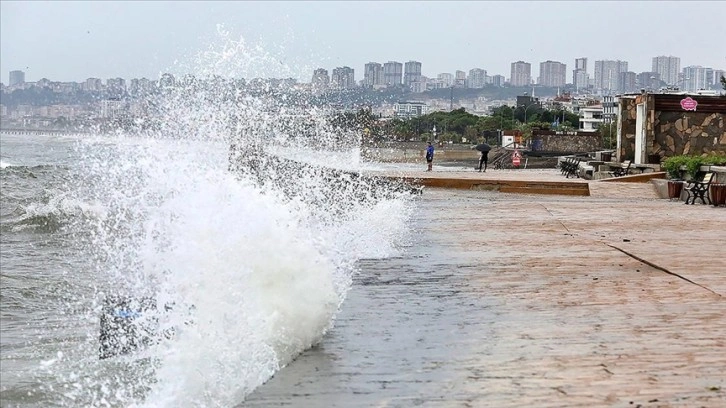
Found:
474,143 -> 491,172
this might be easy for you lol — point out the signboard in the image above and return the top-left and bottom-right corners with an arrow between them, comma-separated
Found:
680,97 -> 698,111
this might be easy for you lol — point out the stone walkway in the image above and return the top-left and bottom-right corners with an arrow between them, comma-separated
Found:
240,181 -> 725,408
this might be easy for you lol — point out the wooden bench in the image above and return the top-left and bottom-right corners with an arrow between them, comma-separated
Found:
608,160 -> 632,177
684,172 -> 714,205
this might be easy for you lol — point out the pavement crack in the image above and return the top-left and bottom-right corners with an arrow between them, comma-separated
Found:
539,204 -> 572,235
606,244 -> 722,297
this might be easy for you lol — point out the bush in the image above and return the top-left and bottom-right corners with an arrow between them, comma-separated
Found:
662,153 -> 726,180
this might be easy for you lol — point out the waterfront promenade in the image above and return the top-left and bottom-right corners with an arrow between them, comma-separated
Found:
241,171 -> 725,407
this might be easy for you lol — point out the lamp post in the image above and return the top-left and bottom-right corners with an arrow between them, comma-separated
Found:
519,103 -> 537,124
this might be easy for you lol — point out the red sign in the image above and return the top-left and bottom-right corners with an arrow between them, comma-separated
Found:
512,150 -> 521,167
680,97 -> 698,111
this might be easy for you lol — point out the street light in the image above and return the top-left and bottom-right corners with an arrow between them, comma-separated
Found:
519,103 -> 538,124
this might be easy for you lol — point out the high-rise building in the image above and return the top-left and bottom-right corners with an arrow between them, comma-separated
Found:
539,60 -> 567,87
455,70 -> 467,88
404,61 -> 422,88
491,75 -> 505,87
573,57 -> 588,91
619,71 -> 637,93
363,63 -> 382,88
312,68 -> 330,90
9,70 -> 25,87
437,73 -> 454,87
383,61 -> 403,86
652,56 -> 680,86
510,61 -> 531,87
575,58 -> 587,72
468,68 -> 487,88
106,78 -> 127,95
331,66 -> 355,89
84,77 -> 103,92
593,60 -> 628,94
713,70 -> 726,88
636,71 -> 662,91
682,66 -> 710,92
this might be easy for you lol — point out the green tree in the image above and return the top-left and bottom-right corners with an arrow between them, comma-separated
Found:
721,75 -> 726,90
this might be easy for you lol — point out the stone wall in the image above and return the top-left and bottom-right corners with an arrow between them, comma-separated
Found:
618,97 -> 638,161
654,111 -> 726,157
538,133 -> 602,153
617,94 -> 726,163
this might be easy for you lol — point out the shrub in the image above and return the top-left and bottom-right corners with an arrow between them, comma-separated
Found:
662,153 -> 726,180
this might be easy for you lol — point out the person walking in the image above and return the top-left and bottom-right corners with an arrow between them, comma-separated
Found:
425,142 -> 434,171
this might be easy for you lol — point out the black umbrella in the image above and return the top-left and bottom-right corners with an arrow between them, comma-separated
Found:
475,143 -> 491,152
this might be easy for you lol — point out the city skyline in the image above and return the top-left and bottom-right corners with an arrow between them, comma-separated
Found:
2,1 -> 725,84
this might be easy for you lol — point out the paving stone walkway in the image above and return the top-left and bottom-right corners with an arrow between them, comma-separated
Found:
241,182 -> 725,408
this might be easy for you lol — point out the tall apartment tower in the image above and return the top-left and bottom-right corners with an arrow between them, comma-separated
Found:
331,66 -> 355,89
383,61 -> 403,86
454,70 -> 467,88
539,60 -> 567,87
682,65 -> 711,92
311,68 -> 330,89
594,60 -> 628,94
404,61 -> 422,88
510,61 -> 531,87
9,70 -> 25,87
363,62 -> 383,88
652,56 -> 680,86
468,68 -> 487,88
572,58 -> 588,91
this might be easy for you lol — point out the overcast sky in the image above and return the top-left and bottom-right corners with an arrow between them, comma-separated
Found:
2,1 -> 725,84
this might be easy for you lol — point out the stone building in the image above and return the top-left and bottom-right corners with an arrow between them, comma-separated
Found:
615,92 -> 726,164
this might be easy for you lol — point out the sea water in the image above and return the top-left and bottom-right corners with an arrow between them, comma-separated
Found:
0,33 -> 415,408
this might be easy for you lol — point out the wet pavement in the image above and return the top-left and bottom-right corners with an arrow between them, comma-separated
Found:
240,182 -> 725,408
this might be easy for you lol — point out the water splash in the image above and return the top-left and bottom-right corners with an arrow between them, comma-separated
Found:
26,28 -> 415,407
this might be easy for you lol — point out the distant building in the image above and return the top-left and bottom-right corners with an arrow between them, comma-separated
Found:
575,57 -> 587,72
573,58 -> 588,90
682,65 -> 711,92
9,70 -> 25,87
454,70 -> 466,88
510,61 -> 531,87
593,60 -> 628,94
539,60 -> 566,87
84,78 -> 103,92
652,56 -> 680,86
410,77 -> 427,93
490,74 -> 505,87
106,78 -> 126,95
636,71 -> 662,91
393,101 -> 429,119
602,95 -> 618,124
383,61 -> 403,87
713,70 -> 726,88
311,68 -> 330,90
404,61 -> 422,89
437,73 -> 454,87
578,105 -> 603,132
331,66 -> 355,89
159,73 -> 176,89
619,71 -> 637,93
363,63 -> 382,88
468,68 -> 487,88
